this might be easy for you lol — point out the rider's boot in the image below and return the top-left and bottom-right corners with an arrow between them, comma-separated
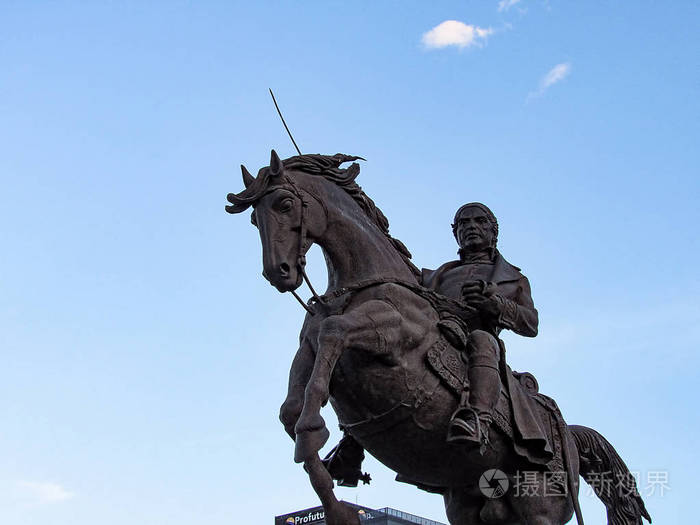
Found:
446,365 -> 499,450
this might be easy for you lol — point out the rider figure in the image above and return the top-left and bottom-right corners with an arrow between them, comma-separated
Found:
421,202 -> 538,448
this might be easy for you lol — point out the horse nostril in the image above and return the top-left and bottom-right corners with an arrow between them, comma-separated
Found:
279,263 -> 290,276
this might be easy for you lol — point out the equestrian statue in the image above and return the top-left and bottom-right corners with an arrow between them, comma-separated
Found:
225,150 -> 651,525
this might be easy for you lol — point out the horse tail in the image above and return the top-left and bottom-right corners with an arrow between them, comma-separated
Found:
569,425 -> 651,525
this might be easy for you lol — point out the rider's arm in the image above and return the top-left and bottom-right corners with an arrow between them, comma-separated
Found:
495,275 -> 538,337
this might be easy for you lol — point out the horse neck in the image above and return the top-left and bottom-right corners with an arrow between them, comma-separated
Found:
313,189 -> 417,292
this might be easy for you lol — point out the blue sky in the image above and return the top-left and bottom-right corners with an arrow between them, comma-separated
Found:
1,1 -> 698,524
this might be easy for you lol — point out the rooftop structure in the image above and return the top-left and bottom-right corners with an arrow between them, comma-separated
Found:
275,502 -> 446,525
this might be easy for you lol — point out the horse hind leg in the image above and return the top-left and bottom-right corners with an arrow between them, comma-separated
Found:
444,487 -> 521,525
506,480 -> 574,525
443,489 -> 487,525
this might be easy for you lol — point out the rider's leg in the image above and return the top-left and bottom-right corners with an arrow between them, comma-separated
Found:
448,330 -> 500,445
466,330 -> 501,428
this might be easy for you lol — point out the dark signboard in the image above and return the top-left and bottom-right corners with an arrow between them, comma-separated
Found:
275,503 -> 381,525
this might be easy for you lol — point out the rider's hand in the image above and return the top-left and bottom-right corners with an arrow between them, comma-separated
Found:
468,295 -> 502,318
461,281 -> 485,302
462,281 -> 502,318
462,280 -> 497,299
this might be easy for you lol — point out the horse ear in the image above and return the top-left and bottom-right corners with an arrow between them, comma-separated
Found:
241,164 -> 254,188
269,149 -> 283,177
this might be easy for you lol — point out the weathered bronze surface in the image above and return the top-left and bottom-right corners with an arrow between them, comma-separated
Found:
226,151 -> 651,525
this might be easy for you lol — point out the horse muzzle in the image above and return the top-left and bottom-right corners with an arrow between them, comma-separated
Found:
263,262 -> 303,293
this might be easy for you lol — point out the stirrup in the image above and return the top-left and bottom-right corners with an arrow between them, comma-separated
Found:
446,407 -> 481,444
447,407 -> 490,454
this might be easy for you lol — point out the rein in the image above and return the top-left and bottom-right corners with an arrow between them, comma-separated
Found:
284,175 -> 327,316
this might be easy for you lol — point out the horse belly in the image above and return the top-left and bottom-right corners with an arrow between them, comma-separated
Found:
368,391 -> 506,487
330,357 -> 410,425
333,367 -> 506,489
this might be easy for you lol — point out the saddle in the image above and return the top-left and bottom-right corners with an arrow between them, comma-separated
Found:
426,333 -> 566,474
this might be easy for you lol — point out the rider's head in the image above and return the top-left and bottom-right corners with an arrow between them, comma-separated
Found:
452,202 -> 498,257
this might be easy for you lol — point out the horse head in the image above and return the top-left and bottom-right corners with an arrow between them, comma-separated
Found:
227,150 -> 418,295
226,150 -> 328,293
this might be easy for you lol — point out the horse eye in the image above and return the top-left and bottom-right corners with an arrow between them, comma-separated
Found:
278,198 -> 293,212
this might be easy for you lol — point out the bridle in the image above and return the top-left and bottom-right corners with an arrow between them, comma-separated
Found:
279,175 -> 327,316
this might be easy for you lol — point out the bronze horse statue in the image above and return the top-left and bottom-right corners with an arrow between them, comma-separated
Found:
226,150 -> 651,525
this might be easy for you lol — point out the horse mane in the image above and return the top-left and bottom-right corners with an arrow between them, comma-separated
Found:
227,153 -> 420,278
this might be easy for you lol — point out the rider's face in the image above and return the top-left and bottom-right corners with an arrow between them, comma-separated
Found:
455,207 -> 494,253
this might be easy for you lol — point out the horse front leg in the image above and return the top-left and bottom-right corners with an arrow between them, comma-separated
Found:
279,342 -> 315,441
279,342 -> 361,525
294,299 -> 402,463
293,313 -> 348,463
304,454 -> 361,525
296,300 -> 401,525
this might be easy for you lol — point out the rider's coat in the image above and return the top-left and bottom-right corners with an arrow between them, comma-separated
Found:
421,250 -> 538,338
422,251 -> 554,466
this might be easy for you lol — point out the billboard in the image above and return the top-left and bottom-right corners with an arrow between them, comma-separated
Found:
275,503 -> 380,525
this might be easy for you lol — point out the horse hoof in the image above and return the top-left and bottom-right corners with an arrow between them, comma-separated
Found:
294,427 -> 331,463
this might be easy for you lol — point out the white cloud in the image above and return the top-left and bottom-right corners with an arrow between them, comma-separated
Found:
529,62 -> 572,99
421,20 -> 494,50
542,62 -> 571,89
498,0 -> 521,12
18,481 -> 75,504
